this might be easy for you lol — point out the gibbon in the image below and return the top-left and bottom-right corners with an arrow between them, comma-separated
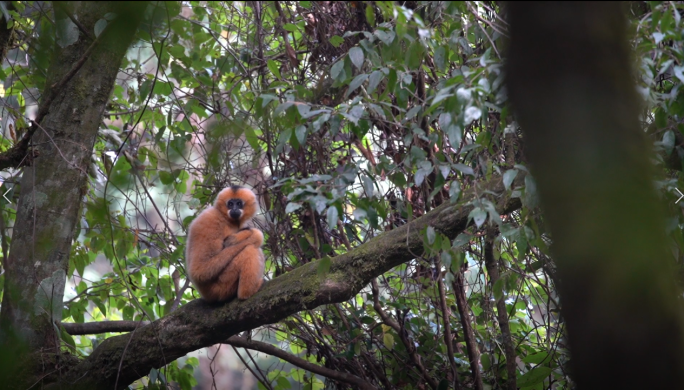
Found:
186,186 -> 265,302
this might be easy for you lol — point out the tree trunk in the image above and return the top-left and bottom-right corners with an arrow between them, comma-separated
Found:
507,2 -> 684,389
0,2 -> 146,386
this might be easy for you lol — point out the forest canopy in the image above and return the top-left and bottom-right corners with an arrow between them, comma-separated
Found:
0,2 -> 682,390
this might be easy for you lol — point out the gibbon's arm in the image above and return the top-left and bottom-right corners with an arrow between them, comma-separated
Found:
189,228 -> 263,284
223,227 -> 263,248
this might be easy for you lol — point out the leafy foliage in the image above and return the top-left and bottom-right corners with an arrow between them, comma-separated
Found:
0,1 -> 682,389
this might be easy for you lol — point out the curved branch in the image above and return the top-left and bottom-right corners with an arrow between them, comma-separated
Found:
52,174 -> 522,390
225,336 -> 374,390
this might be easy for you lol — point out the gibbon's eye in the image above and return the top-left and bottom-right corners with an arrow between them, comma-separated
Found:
236,200 -> 243,208
227,201 -> 233,208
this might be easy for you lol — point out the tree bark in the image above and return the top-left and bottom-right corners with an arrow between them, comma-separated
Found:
507,2 -> 684,389
47,174 -> 521,390
483,228 -> 516,390
452,272 -> 483,390
0,1 -> 147,387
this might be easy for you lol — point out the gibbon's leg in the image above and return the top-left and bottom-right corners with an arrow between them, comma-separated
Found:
201,260 -> 241,302
235,246 -> 266,300
189,229 -> 261,284
202,245 -> 263,302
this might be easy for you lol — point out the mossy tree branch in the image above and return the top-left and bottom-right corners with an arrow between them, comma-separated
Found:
52,174 -> 522,390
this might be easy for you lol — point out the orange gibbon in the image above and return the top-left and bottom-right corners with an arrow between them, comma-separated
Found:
186,186 -> 265,302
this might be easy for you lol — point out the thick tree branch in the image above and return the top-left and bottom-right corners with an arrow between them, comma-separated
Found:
51,174 -> 522,390
61,321 -> 149,335
225,336 -> 374,390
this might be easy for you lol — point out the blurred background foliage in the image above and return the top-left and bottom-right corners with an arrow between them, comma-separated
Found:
0,1 -> 681,389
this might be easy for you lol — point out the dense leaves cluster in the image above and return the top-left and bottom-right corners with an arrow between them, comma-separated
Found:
0,2 -> 681,390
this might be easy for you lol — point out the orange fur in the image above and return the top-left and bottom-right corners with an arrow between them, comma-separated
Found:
186,186 -> 265,302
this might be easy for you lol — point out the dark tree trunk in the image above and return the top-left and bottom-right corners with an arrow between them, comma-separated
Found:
507,2 -> 684,389
0,2 -> 147,387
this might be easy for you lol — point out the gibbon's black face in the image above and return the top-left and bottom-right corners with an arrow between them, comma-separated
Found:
215,186 -> 258,224
227,198 -> 244,221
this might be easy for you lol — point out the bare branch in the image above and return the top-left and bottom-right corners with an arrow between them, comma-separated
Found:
61,321 -> 149,335
225,336 -> 375,390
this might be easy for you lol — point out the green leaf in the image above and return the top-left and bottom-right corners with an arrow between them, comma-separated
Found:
276,377 -> 292,389
283,23 -> 298,32
296,103 -> 311,117
312,113 -> 330,131
454,163 -> 474,176
153,81 -> 172,96
275,101 -> 294,116
331,60 -> 345,81
367,70 -> 384,94
415,160 -> 432,186
94,19 -> 108,37
481,354 -> 491,370
434,46 -> 446,72
159,171 -> 174,185
517,367 -> 553,388
663,130 -> 675,155
524,174 -> 539,208
295,125 -> 307,146
383,333 -> 394,349
445,124 -> 462,148
365,3 -> 375,26
469,207 -> 487,228
56,17 -> 79,48
267,59 -> 282,79
260,94 -> 278,108
374,30 -> 395,45
504,169 -> 518,190
349,47 -> 365,69
317,256 -> 331,277
522,352 -> 550,364
426,226 -> 436,245
285,202 -> 302,213
441,251 -> 452,268
406,40 -> 425,69
167,44 -> 186,59
345,74 -> 369,98
327,206 -> 339,227
362,175 -> 374,197
449,180 -> 461,203
329,35 -> 344,47
59,325 -> 77,352
493,279 -> 504,301
405,105 -> 422,121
